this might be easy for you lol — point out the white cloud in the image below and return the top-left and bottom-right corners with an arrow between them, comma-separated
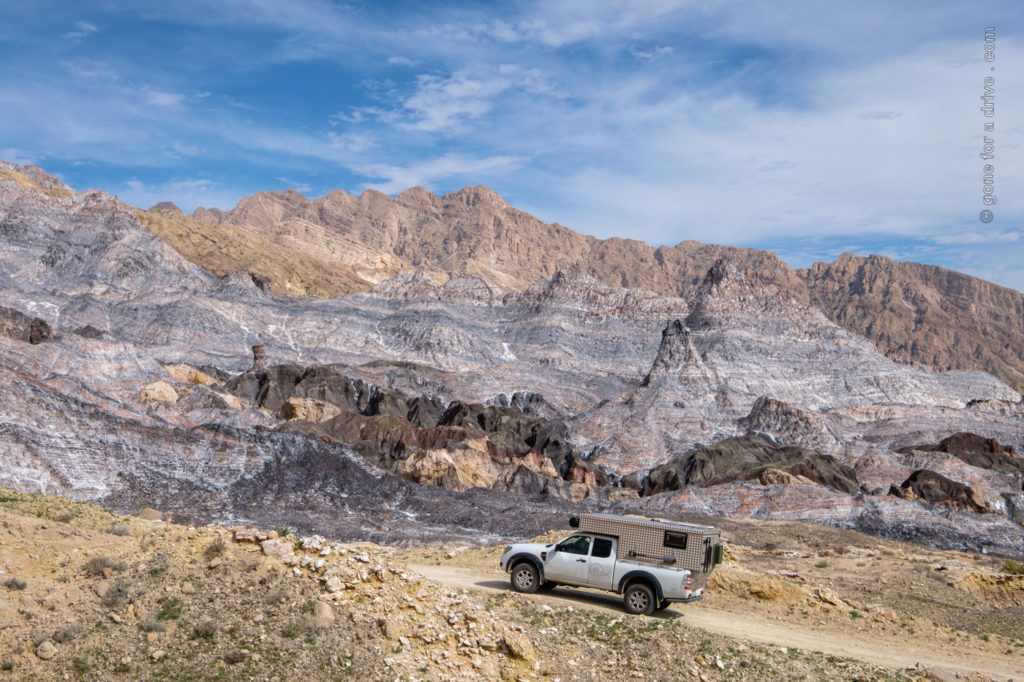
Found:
60,59 -> 121,82
171,141 -> 202,157
276,177 -> 312,194
357,153 -> 527,194
327,131 -> 376,153
144,88 -> 186,108
119,177 -> 245,213
387,56 -> 418,67
932,230 -> 1024,246
0,148 -> 35,166
64,21 -> 98,40
629,45 -> 674,61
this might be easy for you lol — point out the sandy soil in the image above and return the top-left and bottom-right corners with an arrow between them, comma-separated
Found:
404,520 -> 1024,682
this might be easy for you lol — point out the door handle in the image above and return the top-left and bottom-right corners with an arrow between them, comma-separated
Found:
576,558 -> 586,563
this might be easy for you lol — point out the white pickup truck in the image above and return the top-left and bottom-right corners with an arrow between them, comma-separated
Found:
499,513 -> 722,615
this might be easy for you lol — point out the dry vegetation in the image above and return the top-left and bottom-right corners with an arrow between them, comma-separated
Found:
137,208 -> 369,297
2,489 -> 1022,680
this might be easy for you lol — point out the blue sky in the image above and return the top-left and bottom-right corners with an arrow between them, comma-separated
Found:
1,1 -> 1022,291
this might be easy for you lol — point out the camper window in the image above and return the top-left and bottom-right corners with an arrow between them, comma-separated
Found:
663,531 -> 688,550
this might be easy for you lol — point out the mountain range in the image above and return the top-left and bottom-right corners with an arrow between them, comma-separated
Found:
141,179 -> 1024,391
1,161 -> 1022,558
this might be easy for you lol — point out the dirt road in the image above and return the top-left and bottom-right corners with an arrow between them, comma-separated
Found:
412,563 -> 1024,681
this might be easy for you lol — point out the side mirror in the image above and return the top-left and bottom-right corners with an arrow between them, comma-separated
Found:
568,516 -> 580,528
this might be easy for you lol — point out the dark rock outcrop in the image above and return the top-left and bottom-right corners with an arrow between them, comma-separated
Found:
889,469 -> 991,514
641,433 -> 860,496
898,432 -> 1024,475
0,305 -> 54,344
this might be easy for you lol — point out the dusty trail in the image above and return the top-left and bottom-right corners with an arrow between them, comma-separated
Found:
412,563 -> 1024,681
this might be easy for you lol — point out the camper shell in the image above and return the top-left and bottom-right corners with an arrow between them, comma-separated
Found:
573,512 -> 723,591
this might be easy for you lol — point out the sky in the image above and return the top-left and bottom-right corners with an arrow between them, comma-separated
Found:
1,1 -> 1022,291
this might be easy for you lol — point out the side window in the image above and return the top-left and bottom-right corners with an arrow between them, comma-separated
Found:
664,531 -> 688,550
591,538 -> 613,558
557,535 -> 592,556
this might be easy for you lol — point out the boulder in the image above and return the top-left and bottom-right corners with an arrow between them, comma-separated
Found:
164,363 -> 220,387
35,640 -> 57,660
312,601 -> 334,628
139,380 -> 179,403
260,538 -> 296,560
278,397 -> 342,423
890,469 -> 991,514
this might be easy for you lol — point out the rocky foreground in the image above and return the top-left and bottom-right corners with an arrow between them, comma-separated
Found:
3,488 -> 1023,681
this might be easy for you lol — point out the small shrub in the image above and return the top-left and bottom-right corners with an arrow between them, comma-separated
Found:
101,581 -> 130,609
1003,560 -> 1024,575
222,649 -> 248,664
3,577 -> 27,591
139,618 -> 167,633
72,658 -> 89,677
1,660 -> 13,672
849,610 -> 862,620
815,560 -> 829,569
266,587 -> 290,605
280,622 -> 300,639
980,633 -> 990,642
6,577 -> 30,591
53,624 -> 83,643
204,538 -> 226,561
275,526 -> 291,538
103,524 -> 131,537
54,510 -> 76,523
156,597 -> 182,621
300,599 -> 315,615
191,619 -> 217,640
86,556 -> 120,577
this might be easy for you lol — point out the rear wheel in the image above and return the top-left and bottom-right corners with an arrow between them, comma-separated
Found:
510,563 -> 540,593
623,583 -> 656,615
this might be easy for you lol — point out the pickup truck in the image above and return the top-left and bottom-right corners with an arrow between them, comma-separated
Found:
499,513 -> 720,615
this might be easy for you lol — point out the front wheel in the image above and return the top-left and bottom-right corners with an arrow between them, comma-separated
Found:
623,583 -> 656,615
510,563 -> 540,593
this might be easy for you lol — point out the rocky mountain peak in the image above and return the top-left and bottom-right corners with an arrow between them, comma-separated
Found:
149,201 -> 182,213
396,186 -> 440,210
442,185 -> 506,208
640,319 -> 707,387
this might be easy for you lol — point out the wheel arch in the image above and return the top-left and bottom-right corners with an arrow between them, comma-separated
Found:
617,570 -> 664,601
507,553 -> 545,581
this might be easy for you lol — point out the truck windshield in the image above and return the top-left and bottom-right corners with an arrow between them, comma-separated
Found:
556,535 -> 592,555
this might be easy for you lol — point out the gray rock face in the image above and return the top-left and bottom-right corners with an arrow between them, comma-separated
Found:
1,169 -> 1023,556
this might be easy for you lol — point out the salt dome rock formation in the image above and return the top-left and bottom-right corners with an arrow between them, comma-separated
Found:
1,161 -> 1023,557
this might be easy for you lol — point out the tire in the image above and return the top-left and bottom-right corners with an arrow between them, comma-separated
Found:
510,562 -> 540,593
623,582 -> 656,615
